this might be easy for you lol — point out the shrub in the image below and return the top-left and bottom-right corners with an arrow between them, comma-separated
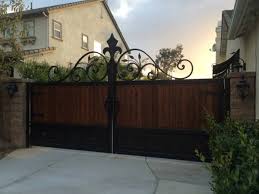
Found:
15,61 -> 68,82
199,117 -> 259,194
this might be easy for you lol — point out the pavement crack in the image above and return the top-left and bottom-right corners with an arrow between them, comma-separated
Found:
0,153 -> 79,190
145,157 -> 160,194
0,165 -> 49,190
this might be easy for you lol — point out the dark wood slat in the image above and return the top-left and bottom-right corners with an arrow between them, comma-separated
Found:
116,80 -> 224,130
31,85 -> 108,126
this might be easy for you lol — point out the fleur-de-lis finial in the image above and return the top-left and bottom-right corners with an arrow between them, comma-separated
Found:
103,33 -> 122,58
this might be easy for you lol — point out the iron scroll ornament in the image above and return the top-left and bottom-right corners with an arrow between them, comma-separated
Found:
48,34 -> 194,82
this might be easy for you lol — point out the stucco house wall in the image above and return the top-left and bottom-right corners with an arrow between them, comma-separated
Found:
25,1 -> 127,67
226,39 -> 240,60
215,21 -> 226,64
0,16 -> 48,50
215,0 -> 259,120
22,16 -> 49,51
226,18 -> 259,73
226,19 -> 259,119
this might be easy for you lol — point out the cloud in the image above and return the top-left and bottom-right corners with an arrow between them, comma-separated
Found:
109,0 -> 148,19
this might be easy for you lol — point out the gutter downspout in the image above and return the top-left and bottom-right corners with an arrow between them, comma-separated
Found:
42,11 -> 49,49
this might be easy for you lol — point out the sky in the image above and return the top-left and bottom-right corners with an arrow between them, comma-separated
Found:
25,0 -> 236,78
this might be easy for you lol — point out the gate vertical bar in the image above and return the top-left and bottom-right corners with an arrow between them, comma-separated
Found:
26,83 -> 31,148
104,34 -> 122,153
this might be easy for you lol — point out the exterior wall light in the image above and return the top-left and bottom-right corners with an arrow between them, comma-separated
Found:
6,82 -> 18,98
236,75 -> 250,101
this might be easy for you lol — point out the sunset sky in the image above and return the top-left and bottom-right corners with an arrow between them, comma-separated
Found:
25,0 -> 236,78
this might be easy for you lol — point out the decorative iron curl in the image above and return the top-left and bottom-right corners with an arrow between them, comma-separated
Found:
48,51 -> 108,82
117,49 -> 194,81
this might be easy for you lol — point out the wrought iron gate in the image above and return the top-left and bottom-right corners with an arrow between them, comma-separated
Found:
29,34 -> 225,160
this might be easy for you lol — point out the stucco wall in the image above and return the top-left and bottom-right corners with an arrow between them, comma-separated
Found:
226,18 -> 259,119
241,19 -> 259,119
215,21 -> 226,64
0,16 -> 48,51
226,39 -> 241,59
27,1 -> 127,67
22,16 -> 49,51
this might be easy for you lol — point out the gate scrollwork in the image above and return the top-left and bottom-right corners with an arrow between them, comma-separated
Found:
48,34 -> 193,82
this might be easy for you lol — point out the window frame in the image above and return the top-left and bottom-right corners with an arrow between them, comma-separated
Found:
81,33 -> 89,50
52,20 -> 62,40
23,19 -> 35,37
3,27 -> 13,39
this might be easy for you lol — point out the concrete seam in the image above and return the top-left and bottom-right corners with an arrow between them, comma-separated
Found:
0,153 -> 79,190
145,157 -> 160,194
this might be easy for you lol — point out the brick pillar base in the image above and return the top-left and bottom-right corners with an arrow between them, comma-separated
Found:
0,77 -> 27,149
228,72 -> 256,121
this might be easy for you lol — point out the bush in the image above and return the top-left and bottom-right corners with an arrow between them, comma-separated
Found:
199,117 -> 259,194
15,61 -> 68,82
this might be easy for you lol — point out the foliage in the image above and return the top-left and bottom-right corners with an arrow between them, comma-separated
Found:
86,56 -> 108,81
16,61 -> 69,82
155,45 -> 184,76
197,117 -> 259,194
0,0 -> 24,75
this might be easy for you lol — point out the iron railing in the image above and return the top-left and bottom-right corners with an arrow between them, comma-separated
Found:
213,49 -> 246,79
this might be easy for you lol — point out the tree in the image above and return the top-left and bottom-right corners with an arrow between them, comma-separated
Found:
155,45 -> 184,79
0,0 -> 24,76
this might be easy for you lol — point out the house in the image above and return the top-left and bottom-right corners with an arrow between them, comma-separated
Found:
0,0 -> 129,67
213,0 -> 259,120
213,10 -> 233,64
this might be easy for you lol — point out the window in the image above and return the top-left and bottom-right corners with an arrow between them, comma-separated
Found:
82,34 -> 88,50
3,28 -> 12,39
23,20 -> 35,37
94,40 -> 102,56
53,20 -> 62,40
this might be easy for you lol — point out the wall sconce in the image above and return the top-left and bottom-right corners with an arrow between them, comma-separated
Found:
236,75 -> 250,101
6,82 -> 18,98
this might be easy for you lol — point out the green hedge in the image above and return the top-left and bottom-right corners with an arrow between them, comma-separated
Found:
15,61 -> 68,82
199,118 -> 259,194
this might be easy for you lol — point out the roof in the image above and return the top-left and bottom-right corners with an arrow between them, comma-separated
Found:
228,0 -> 259,39
220,10 -> 233,55
15,0 -> 129,50
19,0 -> 97,17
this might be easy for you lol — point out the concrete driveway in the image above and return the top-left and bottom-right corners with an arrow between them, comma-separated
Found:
0,147 -> 212,194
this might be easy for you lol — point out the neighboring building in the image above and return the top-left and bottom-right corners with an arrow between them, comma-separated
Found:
214,0 -> 259,119
0,0 -> 129,67
213,21 -> 225,64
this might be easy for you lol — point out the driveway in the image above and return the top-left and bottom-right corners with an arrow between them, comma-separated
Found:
0,147 -> 212,194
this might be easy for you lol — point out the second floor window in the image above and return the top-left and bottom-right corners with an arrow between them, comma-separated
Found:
23,20 -> 34,37
3,28 -> 13,39
82,34 -> 88,49
53,20 -> 62,40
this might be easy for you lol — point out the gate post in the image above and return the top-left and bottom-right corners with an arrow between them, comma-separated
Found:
104,34 -> 122,153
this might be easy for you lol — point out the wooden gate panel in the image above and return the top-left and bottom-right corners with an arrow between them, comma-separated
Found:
116,80 -> 224,160
31,85 -> 108,126
30,83 -> 110,152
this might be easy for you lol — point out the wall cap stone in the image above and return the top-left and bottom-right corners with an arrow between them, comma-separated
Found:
0,78 -> 33,83
227,72 -> 256,78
